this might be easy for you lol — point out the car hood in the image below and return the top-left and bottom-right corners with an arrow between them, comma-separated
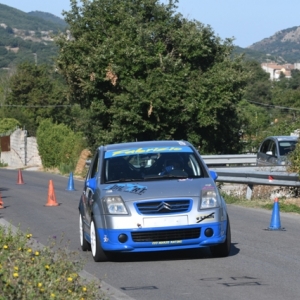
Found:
102,178 -> 216,201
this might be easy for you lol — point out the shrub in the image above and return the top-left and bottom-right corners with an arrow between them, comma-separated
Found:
0,118 -> 20,134
0,225 -> 106,299
36,119 -> 85,171
289,141 -> 300,175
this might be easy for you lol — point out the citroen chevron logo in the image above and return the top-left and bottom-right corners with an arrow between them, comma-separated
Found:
157,202 -> 172,212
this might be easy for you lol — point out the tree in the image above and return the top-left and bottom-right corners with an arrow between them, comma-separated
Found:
55,0 -> 250,153
5,62 -> 73,135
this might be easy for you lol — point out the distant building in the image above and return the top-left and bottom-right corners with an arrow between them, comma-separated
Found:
261,62 -> 300,80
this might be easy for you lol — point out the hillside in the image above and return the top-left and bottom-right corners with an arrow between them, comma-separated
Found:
248,26 -> 300,63
0,3 -> 67,69
1,2 -> 300,68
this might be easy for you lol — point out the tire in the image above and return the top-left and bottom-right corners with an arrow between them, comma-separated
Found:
90,218 -> 108,262
210,216 -> 231,258
79,213 -> 91,251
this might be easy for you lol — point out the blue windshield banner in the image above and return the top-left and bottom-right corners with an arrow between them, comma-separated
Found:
105,147 -> 193,158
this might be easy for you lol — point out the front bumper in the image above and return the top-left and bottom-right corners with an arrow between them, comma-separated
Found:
96,221 -> 227,252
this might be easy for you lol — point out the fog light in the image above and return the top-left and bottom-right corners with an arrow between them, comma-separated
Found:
118,234 -> 128,243
204,228 -> 213,237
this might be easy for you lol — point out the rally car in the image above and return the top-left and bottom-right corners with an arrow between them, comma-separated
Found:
79,140 -> 231,261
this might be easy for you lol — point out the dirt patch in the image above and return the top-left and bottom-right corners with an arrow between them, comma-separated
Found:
75,149 -> 92,176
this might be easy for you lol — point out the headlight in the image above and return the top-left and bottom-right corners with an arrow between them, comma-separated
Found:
200,189 -> 218,209
103,196 -> 128,214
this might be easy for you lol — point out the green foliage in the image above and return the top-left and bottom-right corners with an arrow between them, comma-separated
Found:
5,62 -> 72,136
36,119 -> 85,170
56,0 -> 249,153
0,4 -> 67,69
262,202 -> 300,214
288,141 -> 300,175
0,226 -> 105,299
0,118 -> 20,134
0,160 -> 8,167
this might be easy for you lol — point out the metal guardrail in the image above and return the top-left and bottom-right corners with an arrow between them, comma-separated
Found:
210,165 -> 299,199
86,154 -> 300,199
202,154 -> 257,166
203,155 -> 300,200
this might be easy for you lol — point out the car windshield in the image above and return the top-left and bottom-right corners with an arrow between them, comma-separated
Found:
103,146 -> 204,183
279,141 -> 297,156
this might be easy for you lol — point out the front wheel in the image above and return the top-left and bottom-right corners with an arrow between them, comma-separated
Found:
90,218 -> 109,262
79,213 -> 91,251
210,216 -> 231,258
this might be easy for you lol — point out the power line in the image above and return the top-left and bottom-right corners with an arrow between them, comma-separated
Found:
247,100 -> 300,111
0,104 -> 72,107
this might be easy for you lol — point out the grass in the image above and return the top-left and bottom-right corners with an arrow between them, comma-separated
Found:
0,160 -> 8,167
222,191 -> 300,215
0,226 -> 108,300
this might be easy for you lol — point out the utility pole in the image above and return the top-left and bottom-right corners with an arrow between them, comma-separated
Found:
33,53 -> 37,65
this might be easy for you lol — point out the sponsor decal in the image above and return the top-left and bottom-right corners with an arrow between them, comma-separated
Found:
105,183 -> 147,195
105,146 -> 193,158
152,240 -> 182,245
103,235 -> 109,242
196,212 -> 215,223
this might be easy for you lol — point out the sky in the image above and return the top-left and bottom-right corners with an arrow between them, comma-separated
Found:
1,0 -> 300,48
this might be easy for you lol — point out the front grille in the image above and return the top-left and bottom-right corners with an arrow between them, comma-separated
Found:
131,228 -> 200,242
136,200 -> 191,214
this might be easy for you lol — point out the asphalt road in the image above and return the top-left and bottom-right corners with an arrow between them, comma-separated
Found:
1,168 -> 300,300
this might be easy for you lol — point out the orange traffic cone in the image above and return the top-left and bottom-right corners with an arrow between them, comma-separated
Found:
16,169 -> 25,185
45,180 -> 59,206
0,192 -> 4,209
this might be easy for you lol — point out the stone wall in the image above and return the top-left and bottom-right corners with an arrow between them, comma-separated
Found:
0,128 -> 42,168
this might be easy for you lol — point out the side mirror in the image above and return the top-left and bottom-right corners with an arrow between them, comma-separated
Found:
209,170 -> 218,181
86,177 -> 96,191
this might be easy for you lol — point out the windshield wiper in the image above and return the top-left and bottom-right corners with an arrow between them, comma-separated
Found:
105,178 -> 144,184
144,174 -> 188,180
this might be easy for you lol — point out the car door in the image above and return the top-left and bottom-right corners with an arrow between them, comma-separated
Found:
265,140 -> 278,165
257,139 -> 271,166
82,151 -> 99,226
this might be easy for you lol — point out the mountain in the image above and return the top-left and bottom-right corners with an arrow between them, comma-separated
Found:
247,26 -> 300,63
27,11 -> 67,28
0,4 -> 66,31
1,2 -> 300,69
0,3 -> 67,70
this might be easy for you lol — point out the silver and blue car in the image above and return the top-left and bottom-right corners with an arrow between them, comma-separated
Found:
79,140 -> 231,261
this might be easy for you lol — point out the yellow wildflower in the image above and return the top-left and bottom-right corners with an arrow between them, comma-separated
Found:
3,245 -> 8,249
45,265 -> 50,270
67,277 -> 73,282
82,286 -> 87,292
26,233 -> 32,238
38,283 -> 42,288
14,266 -> 18,271
35,251 -> 40,256
13,273 -> 18,278
27,248 -> 32,253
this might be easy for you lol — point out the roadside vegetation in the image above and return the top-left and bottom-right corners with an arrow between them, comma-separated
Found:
0,226 -> 106,300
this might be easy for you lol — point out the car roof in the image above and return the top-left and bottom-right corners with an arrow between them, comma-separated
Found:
101,140 -> 194,151
265,136 -> 298,142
